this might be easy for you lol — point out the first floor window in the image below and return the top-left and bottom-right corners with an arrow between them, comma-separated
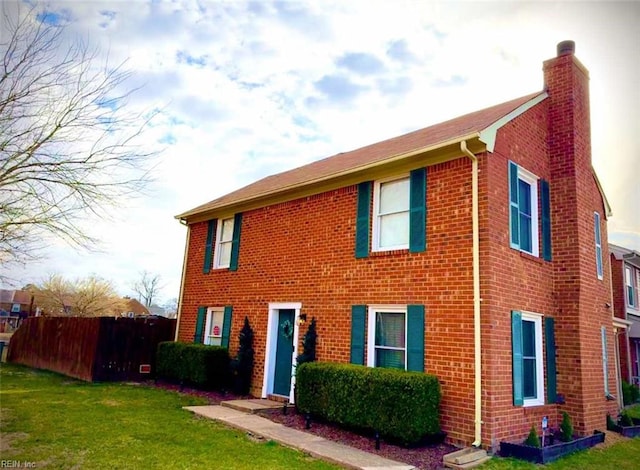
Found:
512,311 -> 545,406
214,217 -> 234,268
367,306 -> 406,370
601,326 -> 609,395
204,308 -> 224,346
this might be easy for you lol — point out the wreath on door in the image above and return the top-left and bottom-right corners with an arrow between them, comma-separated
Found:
281,319 -> 294,339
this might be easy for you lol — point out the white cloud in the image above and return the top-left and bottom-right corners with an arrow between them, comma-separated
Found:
3,0 -> 639,299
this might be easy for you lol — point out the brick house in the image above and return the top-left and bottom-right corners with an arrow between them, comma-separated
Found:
610,243 -> 640,387
174,41 -> 619,449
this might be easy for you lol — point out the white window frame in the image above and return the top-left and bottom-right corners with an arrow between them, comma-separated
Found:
601,326 -> 609,395
514,166 -> 540,257
214,217 -> 234,269
625,265 -> 637,309
372,175 -> 410,252
204,307 -> 224,346
11,303 -> 20,313
594,212 -> 603,280
366,305 -> 407,370
521,311 -> 545,407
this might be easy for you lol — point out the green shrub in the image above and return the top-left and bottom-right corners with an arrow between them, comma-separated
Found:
620,411 -> 634,427
524,425 -> 541,447
296,317 -> 317,365
622,380 -> 640,405
622,381 -> 633,406
231,317 -> 254,395
156,341 -> 230,390
560,411 -> 573,442
296,362 -> 440,445
607,413 -> 617,430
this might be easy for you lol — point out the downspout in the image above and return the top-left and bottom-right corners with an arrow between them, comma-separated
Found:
174,220 -> 191,342
461,140 -> 482,447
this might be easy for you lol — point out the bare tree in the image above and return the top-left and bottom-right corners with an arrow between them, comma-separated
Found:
131,270 -> 163,307
0,3 -> 156,270
33,273 -> 126,317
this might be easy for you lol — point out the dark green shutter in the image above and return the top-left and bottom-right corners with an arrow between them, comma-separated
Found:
194,306 -> 206,343
511,310 -> 524,406
350,305 -> 366,364
203,220 -> 217,273
409,168 -> 427,253
407,304 -> 425,372
355,182 -> 371,258
221,306 -> 233,349
509,161 -> 520,249
229,213 -> 243,271
540,179 -> 552,261
545,317 -> 557,403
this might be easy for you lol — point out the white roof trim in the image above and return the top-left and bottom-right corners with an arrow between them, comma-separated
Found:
479,92 -> 548,152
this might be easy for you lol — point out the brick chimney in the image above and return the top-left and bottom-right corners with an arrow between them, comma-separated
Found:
544,42 -> 616,434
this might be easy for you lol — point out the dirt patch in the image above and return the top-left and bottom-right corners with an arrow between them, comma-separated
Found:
594,430 -> 629,449
0,432 -> 28,454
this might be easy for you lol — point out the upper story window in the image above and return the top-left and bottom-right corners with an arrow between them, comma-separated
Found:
509,162 -> 540,257
355,168 -> 426,258
594,212 -> 603,280
626,265 -> 637,309
373,177 -> 410,251
214,217 -> 235,269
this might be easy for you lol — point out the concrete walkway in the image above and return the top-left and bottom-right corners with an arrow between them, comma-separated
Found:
184,403 -> 415,470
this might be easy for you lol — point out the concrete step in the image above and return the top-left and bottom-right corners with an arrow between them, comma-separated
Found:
220,399 -> 283,414
443,448 -> 490,469
444,455 -> 491,469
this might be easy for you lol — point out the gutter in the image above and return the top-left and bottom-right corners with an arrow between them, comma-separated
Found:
174,219 -> 190,342
461,140 -> 482,447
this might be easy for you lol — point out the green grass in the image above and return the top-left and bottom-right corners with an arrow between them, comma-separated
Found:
0,363 -> 339,469
479,432 -> 640,470
625,404 -> 640,420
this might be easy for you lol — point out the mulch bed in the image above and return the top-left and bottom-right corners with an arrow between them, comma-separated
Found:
150,380 -> 456,470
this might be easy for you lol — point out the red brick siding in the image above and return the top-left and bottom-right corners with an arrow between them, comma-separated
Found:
179,158 -> 477,444
177,50 -> 617,449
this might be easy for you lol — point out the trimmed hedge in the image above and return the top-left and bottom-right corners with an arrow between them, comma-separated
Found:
156,341 -> 230,390
296,362 -> 441,445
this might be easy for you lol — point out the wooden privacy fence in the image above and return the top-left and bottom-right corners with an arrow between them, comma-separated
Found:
7,316 -> 175,382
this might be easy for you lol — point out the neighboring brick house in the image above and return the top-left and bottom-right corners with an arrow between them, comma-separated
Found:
174,41 -> 619,449
610,243 -> 640,387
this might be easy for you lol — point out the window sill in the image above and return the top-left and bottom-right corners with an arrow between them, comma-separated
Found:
519,251 -> 544,264
370,249 -> 410,257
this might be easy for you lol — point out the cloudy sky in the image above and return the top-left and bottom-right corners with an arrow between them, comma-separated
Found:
2,0 -> 639,305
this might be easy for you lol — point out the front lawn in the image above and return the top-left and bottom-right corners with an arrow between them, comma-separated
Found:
0,363 -> 338,469
480,431 -> 639,470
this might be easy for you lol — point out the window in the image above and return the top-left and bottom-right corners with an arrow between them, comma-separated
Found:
373,177 -> 410,251
11,303 -> 20,313
625,265 -> 637,309
512,311 -> 544,406
594,212 -> 603,280
601,326 -> 609,395
204,308 -> 224,346
368,306 -> 407,369
194,305 -> 233,347
352,304 -> 424,371
509,162 -> 539,257
214,217 -> 234,268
